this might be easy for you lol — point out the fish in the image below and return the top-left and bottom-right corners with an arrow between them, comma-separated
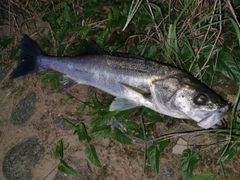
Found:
10,34 -> 229,129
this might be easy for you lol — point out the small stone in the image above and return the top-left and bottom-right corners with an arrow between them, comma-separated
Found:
54,157 -> 92,180
10,91 -> 36,125
157,166 -> 174,180
172,138 -> 188,154
2,136 -> 44,180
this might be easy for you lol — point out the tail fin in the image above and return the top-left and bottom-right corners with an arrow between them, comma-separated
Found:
10,34 -> 46,79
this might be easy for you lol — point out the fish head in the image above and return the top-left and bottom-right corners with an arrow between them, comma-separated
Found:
152,74 -> 229,129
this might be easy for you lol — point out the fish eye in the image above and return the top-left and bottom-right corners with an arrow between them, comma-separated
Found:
194,94 -> 208,105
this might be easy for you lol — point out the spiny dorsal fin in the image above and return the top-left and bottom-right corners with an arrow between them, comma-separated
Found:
111,52 -> 147,60
79,40 -> 107,56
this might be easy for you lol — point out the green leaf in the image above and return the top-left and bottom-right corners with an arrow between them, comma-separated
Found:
76,123 -> 91,143
89,125 -> 112,137
89,111 -> 119,127
57,44 -> 66,56
71,26 -> 84,32
54,2 -> 67,12
129,44 -> 146,55
81,27 -> 91,39
233,116 -> 240,129
56,15 -> 64,25
122,122 -> 139,131
64,95 -> 73,103
235,116 -> 240,123
133,130 -> 146,140
71,26 -> 91,39
84,7 -> 96,19
122,2 -> 130,16
63,119 -> 77,129
92,94 -> 102,109
104,110 -> 120,119
43,11 -> 57,28
55,141 -> 63,160
54,23 -> 69,43
64,5 -> 72,22
216,52 -> 240,83
112,129 -> 132,144
79,102 -> 92,113
107,9 -> 113,27
9,46 -> 19,60
154,138 -> 169,152
108,43 -> 123,52
148,145 -> 160,173
40,72 -> 60,90
146,46 -> 157,59
219,143 -> 238,162
40,38 -> 53,49
86,108 -> 100,116
58,159 -> 77,175
120,107 -> 138,116
179,45 -> 192,62
97,28 -> 109,46
148,139 -> 169,173
110,5 -> 122,28
142,108 -> 163,122
85,144 -> 101,167
181,149 -> 200,180
232,0 -> 240,7
0,38 -> 13,49
89,116 -> 108,127
112,5 -> 120,21
190,173 -> 214,180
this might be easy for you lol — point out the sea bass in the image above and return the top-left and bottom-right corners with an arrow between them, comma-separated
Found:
10,34 -> 229,129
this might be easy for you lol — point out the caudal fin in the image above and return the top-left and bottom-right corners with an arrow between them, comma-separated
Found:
10,34 -> 46,79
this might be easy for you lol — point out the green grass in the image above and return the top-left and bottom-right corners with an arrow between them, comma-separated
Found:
1,0 -> 240,179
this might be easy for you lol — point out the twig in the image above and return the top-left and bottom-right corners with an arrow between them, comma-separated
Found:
227,0 -> 240,28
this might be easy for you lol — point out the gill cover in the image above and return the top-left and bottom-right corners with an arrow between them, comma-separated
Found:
151,76 -> 188,118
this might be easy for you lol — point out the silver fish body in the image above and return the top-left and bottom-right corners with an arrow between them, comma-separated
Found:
11,35 -> 229,129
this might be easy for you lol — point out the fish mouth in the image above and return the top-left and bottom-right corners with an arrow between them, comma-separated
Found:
197,105 -> 229,129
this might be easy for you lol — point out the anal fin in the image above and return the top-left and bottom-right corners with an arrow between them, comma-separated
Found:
59,75 -> 78,92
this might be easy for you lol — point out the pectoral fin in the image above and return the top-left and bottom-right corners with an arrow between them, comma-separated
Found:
109,97 -> 139,111
119,82 -> 151,97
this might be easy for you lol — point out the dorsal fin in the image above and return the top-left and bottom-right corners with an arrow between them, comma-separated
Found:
79,40 -> 107,56
111,52 -> 147,60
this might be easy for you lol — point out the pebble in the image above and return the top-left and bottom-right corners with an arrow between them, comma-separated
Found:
10,91 -> 36,125
2,136 -> 44,180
